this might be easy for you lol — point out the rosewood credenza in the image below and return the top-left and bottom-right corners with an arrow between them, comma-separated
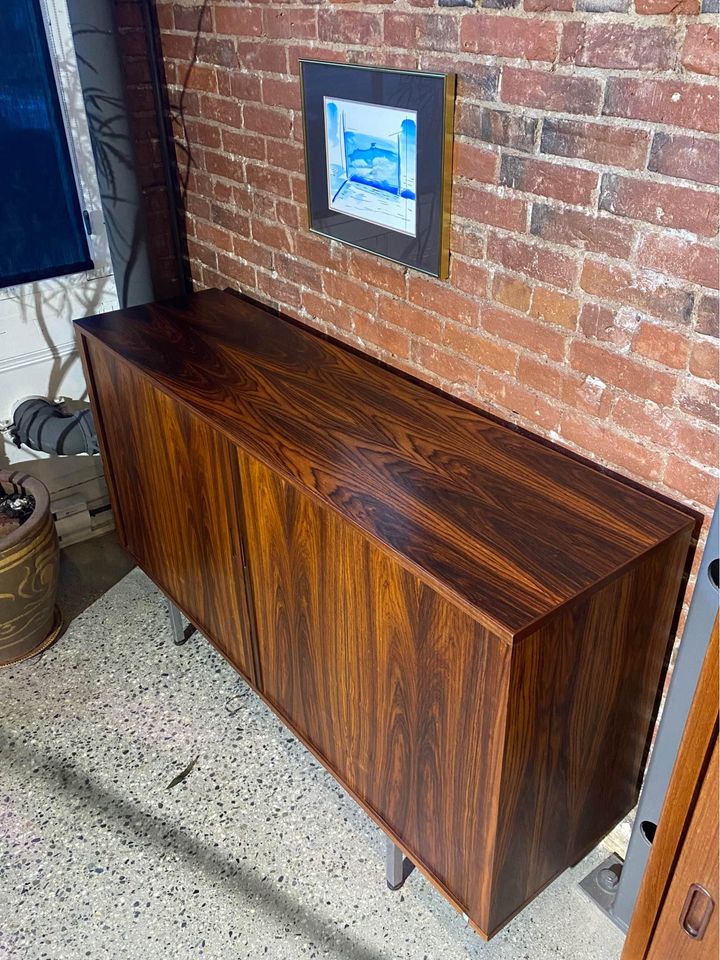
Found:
75,288 -> 694,939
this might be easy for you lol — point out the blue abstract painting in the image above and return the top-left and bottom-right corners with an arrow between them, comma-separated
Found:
324,97 -> 417,237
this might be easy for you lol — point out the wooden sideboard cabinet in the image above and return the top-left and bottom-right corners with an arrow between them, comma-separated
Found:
75,288 -> 695,939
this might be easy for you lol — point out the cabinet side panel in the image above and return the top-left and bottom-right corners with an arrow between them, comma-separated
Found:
237,447 -> 511,930
85,341 -> 255,683
488,529 -> 692,936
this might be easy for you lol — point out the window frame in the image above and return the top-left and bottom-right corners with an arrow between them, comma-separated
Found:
0,0 -> 114,302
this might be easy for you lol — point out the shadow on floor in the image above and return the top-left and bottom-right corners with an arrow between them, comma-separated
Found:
0,729 -> 390,960
58,530 -> 135,627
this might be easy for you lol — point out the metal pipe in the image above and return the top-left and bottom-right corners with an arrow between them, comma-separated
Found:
9,399 -> 98,456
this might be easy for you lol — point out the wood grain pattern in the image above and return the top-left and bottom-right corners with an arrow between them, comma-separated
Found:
623,620 -> 718,960
75,290 -> 696,940
75,288 -> 694,641
238,447 -> 512,926
236,446 -> 692,936
85,340 -> 256,683
488,530 -> 692,936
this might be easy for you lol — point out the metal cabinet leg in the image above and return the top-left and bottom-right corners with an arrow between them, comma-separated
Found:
164,596 -> 197,646
386,837 -> 406,891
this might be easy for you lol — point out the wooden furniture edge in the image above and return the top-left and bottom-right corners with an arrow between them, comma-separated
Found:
621,618 -> 719,960
75,317 -> 694,647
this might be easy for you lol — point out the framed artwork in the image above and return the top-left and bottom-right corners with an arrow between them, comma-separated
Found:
300,60 -> 455,279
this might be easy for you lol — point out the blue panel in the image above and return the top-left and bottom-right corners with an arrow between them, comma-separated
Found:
0,0 -> 93,289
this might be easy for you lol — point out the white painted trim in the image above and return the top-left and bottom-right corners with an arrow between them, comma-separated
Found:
0,340 -> 77,375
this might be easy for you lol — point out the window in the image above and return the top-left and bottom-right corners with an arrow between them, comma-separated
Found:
0,0 -> 93,288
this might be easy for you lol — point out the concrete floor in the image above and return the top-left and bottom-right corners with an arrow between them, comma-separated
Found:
0,534 -> 627,959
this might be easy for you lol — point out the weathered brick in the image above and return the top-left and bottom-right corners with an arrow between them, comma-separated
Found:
352,314 -> 411,360
689,339 -> 719,380
385,12 -> 459,50
674,421 -> 719,466
266,139 -> 304,175
525,0 -> 573,10
461,15 -> 559,61
612,397 -> 675,448
541,118 -> 650,171
273,251 -> 323,291
420,55 -> 499,101
408,275 -> 481,325
221,129 -> 265,160
323,273 -> 376,316
479,108 -> 538,153
560,411 -> 664,481
638,234 -> 719,290
229,72 -> 262,102
576,0 -> 628,9
453,183 -> 528,232
530,287 -> 579,329
637,0 -> 699,12
235,41 -> 287,74
518,355 -> 612,417
561,23 -> 675,71
604,78 -> 719,135
500,156 -> 597,205
482,306 -> 568,361
262,78 -> 301,111
318,10 -> 383,45
488,235 -> 578,290
580,302 -> 636,348
252,219 -> 292,252
477,373 -> 561,432
502,68 -> 603,116
531,205 -> 635,258
441,322 -> 520,372
682,25 -> 719,77
649,133 -> 719,186
196,36 -> 236,68
697,295 -> 719,338
492,273 -> 532,312
214,6 -> 263,37
444,214 -> 482,255
450,258 -> 491,298
664,457 -> 718,508
216,252 -> 256,289
632,322 -> 691,370
243,104 -> 293,139
262,8 -> 317,40
349,252 -> 406,298
453,142 -> 499,184
378,298 -> 444,343
581,259 -> 694,324
412,342 -> 479,389
245,162 -> 292,198
599,173 -> 717,237
481,0 -> 522,9
679,378 -> 719,424
570,340 -> 677,404
211,203 -> 250,238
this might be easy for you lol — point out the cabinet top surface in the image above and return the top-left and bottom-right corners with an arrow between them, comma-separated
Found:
77,288 -> 693,640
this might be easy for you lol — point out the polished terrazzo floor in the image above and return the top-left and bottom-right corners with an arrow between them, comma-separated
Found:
1,555 -> 626,960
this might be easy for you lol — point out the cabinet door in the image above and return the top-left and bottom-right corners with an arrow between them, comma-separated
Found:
237,446 -> 511,927
84,340 -> 256,683
648,739 -> 718,959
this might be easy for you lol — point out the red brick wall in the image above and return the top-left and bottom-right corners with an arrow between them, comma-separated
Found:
153,1 -> 718,537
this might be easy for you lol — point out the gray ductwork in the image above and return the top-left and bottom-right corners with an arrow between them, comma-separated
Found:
10,399 -> 98,456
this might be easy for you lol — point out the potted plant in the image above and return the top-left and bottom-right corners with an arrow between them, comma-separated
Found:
0,471 -> 61,666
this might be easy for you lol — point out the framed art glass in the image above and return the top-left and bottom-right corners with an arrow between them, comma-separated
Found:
300,61 -> 455,279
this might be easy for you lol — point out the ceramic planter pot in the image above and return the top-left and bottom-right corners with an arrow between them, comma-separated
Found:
0,471 -> 60,666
